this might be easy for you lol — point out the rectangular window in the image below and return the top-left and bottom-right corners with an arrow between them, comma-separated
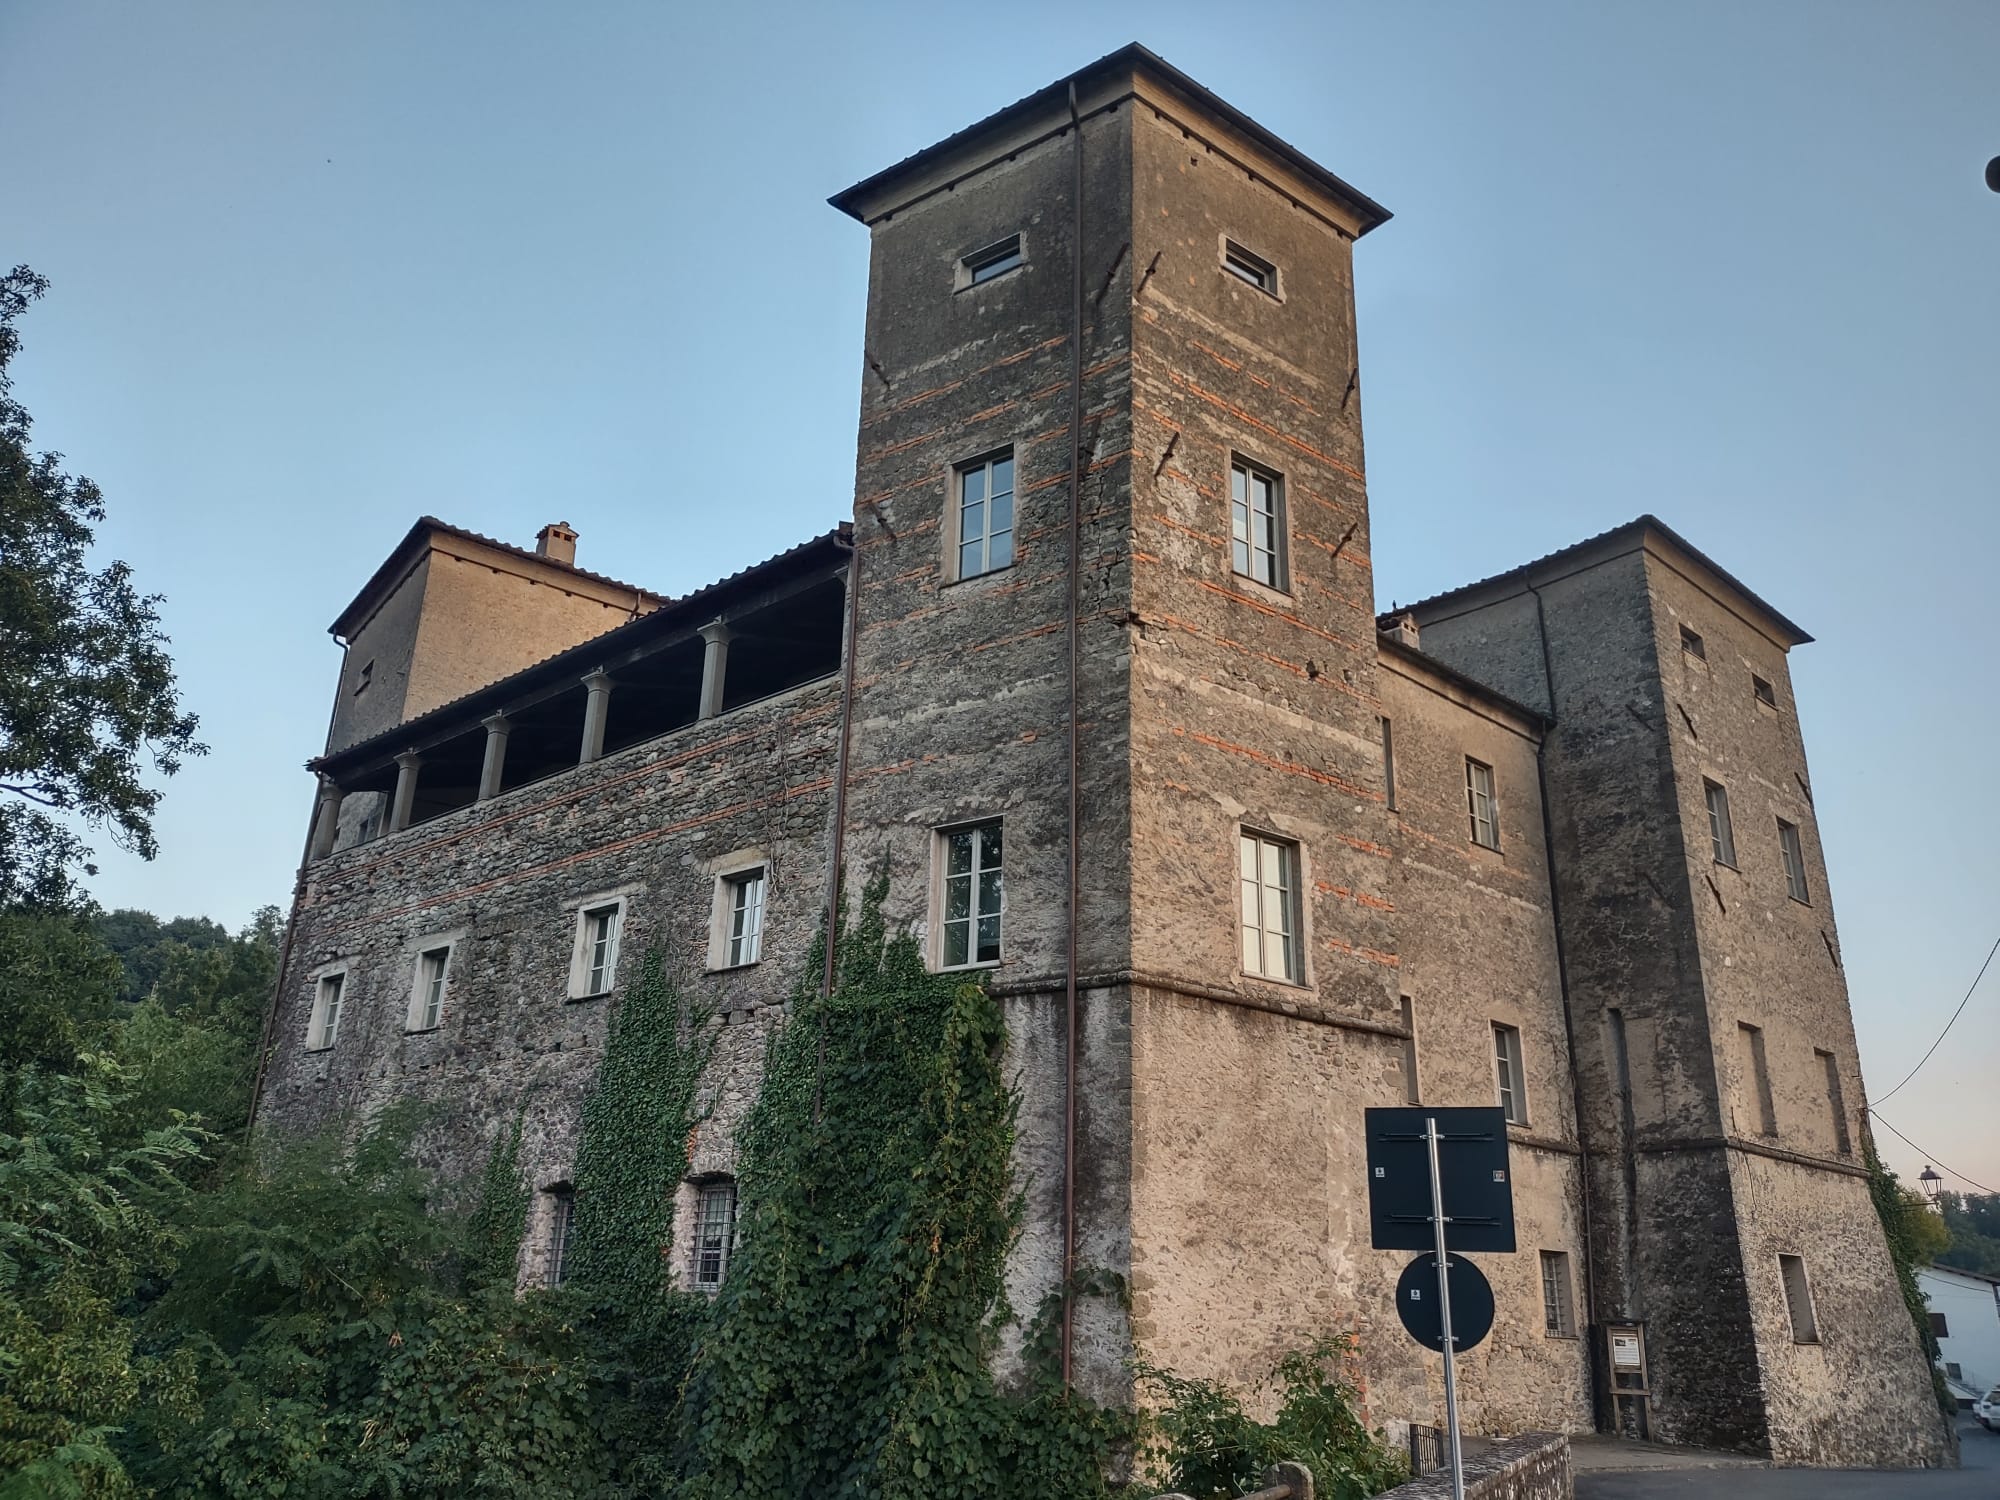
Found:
1930,1311 -> 1950,1338
1778,1254 -> 1819,1343
1238,831 -> 1303,983
1735,1022 -> 1776,1136
692,1181 -> 737,1290
354,659 -> 373,695
1380,717 -> 1397,812
725,868 -> 765,967
1400,995 -> 1420,1104
409,945 -> 450,1031
1679,624 -> 1706,660
308,973 -> 344,1051
1222,238 -> 1278,295
1753,674 -> 1777,708
961,233 -> 1023,287
939,821 -> 1004,968
1229,457 -> 1286,590
575,903 -> 624,998
1704,780 -> 1736,867
1540,1250 -> 1575,1337
547,1187 -> 575,1288
1818,1048 -> 1852,1155
955,451 -> 1015,580
1466,758 -> 1500,850
1778,819 -> 1810,903
1493,1022 -> 1527,1124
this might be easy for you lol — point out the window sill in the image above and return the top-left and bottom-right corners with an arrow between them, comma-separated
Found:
1713,859 -> 1738,872
1543,1331 -> 1580,1341
1787,895 -> 1812,907
1470,840 -> 1504,856
305,1043 -> 336,1054
1221,267 -> 1284,304
707,959 -> 761,975
937,959 -> 1003,975
1226,570 -> 1294,606
1237,971 -> 1312,994
940,563 -> 1017,591
567,989 -> 614,1004
956,264 -> 1024,294
404,1025 -> 443,1036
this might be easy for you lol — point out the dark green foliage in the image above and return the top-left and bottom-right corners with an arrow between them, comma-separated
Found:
1133,1335 -> 1407,1500
467,1112 -> 530,1292
0,268 -> 205,908
0,911 -> 121,1078
0,1056 -> 205,1498
1937,1190 -> 2000,1278
1866,1142 -> 1959,1421
673,890 -> 1128,1499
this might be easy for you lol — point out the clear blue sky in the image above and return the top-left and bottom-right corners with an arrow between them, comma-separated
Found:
5,2 -> 1995,1189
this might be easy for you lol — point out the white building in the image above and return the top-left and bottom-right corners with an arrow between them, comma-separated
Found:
1917,1264 -> 2000,1404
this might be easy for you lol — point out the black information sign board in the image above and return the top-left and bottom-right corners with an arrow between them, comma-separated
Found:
1395,1253 -> 1494,1353
1365,1106 -> 1515,1253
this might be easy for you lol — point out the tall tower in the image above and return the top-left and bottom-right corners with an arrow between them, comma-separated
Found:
1411,522 -> 1948,1464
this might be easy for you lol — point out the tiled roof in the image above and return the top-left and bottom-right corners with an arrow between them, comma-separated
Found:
829,42 -> 1391,235
316,523 -> 852,773
1384,514 -> 1813,648
329,516 -> 668,640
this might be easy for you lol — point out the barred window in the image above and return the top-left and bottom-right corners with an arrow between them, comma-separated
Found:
692,1180 -> 738,1291
1539,1251 -> 1575,1337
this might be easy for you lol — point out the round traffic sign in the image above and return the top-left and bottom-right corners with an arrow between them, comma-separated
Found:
1395,1252 -> 1494,1353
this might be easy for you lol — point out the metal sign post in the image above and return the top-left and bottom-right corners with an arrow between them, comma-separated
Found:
1424,1114 -> 1466,1500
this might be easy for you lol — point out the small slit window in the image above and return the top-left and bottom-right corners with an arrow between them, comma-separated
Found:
1680,625 -> 1706,660
960,234 -> 1023,288
1752,675 -> 1777,708
1778,1254 -> 1819,1343
354,659 -> 374,695
1222,238 -> 1278,296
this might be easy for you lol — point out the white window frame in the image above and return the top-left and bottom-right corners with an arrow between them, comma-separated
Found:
1229,455 -> 1288,592
690,1178 -> 738,1291
306,967 -> 348,1051
1238,829 -> 1305,985
1777,819 -> 1810,904
1540,1250 -> 1576,1337
1777,1253 -> 1820,1343
933,819 -> 1005,970
1704,779 -> 1736,867
956,232 -> 1024,291
706,852 -> 769,971
567,896 -> 629,1000
950,449 -> 1016,582
1466,758 -> 1500,850
1220,236 -> 1282,300
405,940 -> 455,1032
1493,1021 -> 1528,1125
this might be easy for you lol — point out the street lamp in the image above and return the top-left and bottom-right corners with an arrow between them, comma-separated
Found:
1988,157 -> 2000,193
1920,1165 -> 1944,1205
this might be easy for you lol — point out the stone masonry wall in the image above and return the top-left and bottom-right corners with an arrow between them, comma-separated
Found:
832,98 -> 1138,1401
262,676 -> 841,1288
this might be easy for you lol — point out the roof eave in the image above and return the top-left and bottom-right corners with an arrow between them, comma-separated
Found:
828,42 -> 1390,236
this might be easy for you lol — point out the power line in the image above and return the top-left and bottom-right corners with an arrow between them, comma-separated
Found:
1868,1108 -> 1999,1196
1871,932 -> 2000,1106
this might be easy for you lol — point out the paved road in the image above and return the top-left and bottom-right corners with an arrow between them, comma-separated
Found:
1576,1419 -> 1998,1499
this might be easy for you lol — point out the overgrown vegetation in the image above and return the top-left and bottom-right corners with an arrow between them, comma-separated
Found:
1866,1141 -> 1959,1421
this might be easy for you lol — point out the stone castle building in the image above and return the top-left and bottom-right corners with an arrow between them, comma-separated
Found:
255,45 -> 1947,1467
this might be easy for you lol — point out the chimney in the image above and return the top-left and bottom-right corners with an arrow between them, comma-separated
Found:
535,521 -> 578,567
1389,611 -> 1420,650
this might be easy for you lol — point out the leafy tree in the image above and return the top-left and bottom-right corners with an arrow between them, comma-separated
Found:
0,266 -> 204,909
93,909 -> 235,1007
1938,1191 -> 2000,1279
0,909 -> 122,1079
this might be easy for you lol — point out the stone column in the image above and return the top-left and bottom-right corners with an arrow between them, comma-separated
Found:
697,620 -> 733,720
579,669 -> 612,764
389,751 -> 421,834
478,712 -> 511,801
308,776 -> 344,860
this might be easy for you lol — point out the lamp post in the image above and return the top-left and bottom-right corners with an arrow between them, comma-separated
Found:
1920,1165 -> 1945,1206
1987,157 -> 2000,193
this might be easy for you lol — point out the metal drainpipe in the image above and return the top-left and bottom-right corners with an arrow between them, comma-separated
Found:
815,533 -> 863,1121
1526,582 -> 1604,1423
1059,78 -> 1085,1390
245,635 -> 351,1137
